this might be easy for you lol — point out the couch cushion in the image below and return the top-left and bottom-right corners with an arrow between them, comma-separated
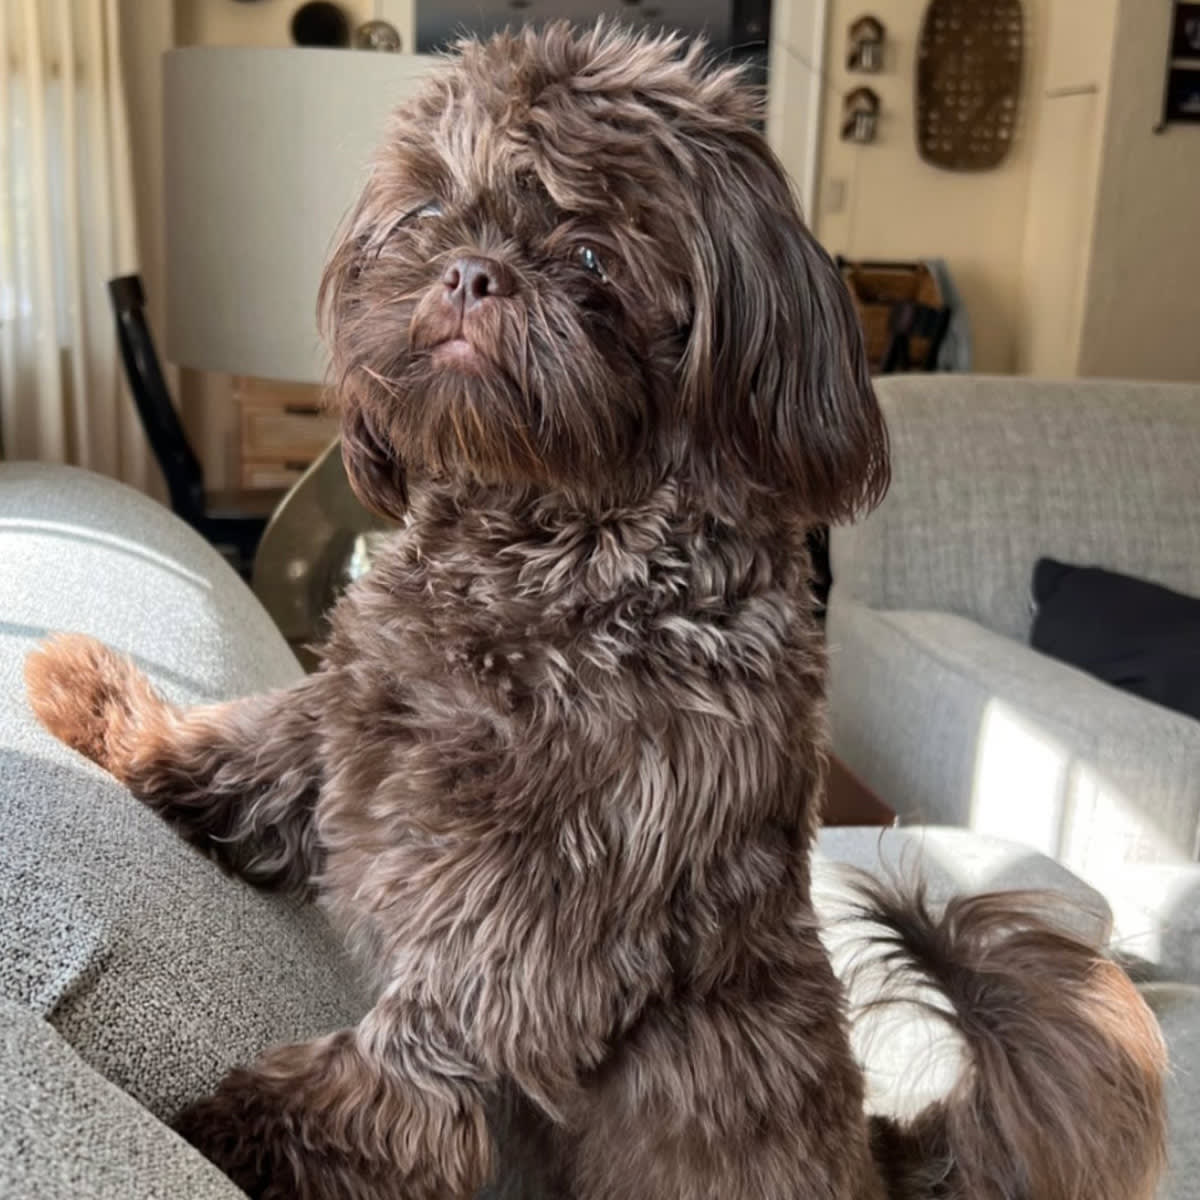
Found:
830,376 -> 1200,643
0,465 -> 368,1121
827,603 -> 1200,862
1139,984 -> 1200,1200
0,999 -> 243,1200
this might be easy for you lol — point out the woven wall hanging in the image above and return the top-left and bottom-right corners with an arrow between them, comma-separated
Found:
916,0 -> 1024,171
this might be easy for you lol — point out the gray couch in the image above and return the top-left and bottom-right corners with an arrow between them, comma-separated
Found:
2,462 -> 1197,1197
0,464 -> 368,1198
829,375 -> 1200,981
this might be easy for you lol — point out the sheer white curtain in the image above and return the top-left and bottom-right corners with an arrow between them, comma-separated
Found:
0,0 -> 148,488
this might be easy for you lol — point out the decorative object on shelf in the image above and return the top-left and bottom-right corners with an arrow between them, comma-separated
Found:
1156,3 -> 1200,132
1173,2 -> 1200,57
847,15 -> 885,73
916,0 -> 1024,171
841,87 -> 880,143
355,19 -> 402,52
290,1 -> 350,47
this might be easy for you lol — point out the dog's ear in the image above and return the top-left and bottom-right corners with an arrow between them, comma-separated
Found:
340,405 -> 408,521
679,129 -> 889,522
319,211 -> 409,522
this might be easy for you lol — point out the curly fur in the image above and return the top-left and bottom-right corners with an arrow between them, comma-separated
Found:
26,22 -> 1164,1200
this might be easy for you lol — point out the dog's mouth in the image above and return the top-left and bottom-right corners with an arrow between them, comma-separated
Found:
430,336 -> 485,370
412,310 -> 498,374
409,294 -> 527,398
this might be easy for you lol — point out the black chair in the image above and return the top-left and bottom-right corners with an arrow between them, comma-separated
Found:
107,275 -> 275,579
835,256 -> 956,377
880,299 -> 953,374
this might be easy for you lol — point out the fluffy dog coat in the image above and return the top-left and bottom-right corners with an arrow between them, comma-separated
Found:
27,24 -> 1165,1200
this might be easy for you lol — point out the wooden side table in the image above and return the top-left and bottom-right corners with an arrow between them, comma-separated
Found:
234,376 -> 339,493
825,756 -> 896,827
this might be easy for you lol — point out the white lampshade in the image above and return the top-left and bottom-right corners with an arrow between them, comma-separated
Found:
163,47 -> 432,384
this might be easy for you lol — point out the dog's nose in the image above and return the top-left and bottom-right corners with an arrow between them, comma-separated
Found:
442,256 -> 515,310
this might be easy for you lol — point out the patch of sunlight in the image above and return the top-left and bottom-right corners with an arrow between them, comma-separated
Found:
969,700 -> 1185,892
1106,864 -> 1200,975
1058,761 -> 1180,880
969,699 -> 1068,856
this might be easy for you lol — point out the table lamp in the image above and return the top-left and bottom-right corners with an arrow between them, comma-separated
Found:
163,47 -> 430,656
164,46 -> 431,383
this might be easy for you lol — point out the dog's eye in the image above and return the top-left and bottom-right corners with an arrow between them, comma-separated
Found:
405,200 -> 443,223
575,244 -> 607,282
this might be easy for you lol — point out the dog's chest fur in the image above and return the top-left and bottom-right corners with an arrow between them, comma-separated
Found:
311,481 -> 831,1079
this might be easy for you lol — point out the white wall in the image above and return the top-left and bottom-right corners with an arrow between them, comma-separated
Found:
1078,0 -> 1200,382
166,0 -> 384,489
1014,0 -> 1118,378
767,0 -> 828,220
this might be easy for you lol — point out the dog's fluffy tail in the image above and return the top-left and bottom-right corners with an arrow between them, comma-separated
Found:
849,881 -> 1168,1200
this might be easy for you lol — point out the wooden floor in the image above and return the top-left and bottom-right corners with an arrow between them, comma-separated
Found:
824,757 -> 896,827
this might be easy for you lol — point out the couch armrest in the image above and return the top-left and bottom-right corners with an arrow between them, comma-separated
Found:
826,600 -> 1200,869
0,464 -> 368,1124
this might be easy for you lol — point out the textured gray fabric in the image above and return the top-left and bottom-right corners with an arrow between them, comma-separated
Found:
831,376 -> 1200,643
827,601 -> 1200,979
0,464 -> 369,1129
1142,984 -> 1200,1200
825,377 -> 1200,980
827,602 -> 1200,859
0,462 -> 302,703
0,999 -> 243,1199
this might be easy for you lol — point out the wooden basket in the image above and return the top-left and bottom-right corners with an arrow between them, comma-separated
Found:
917,0 -> 1025,172
839,259 -> 946,372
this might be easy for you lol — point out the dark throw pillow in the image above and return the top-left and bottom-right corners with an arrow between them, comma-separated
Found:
1031,558 -> 1200,721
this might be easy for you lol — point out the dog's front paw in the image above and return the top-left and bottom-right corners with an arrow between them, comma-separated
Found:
175,1069 -> 392,1200
174,1096 -> 272,1198
175,1080 -> 307,1200
24,634 -> 162,778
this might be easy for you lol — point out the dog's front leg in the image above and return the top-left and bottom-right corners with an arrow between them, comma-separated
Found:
173,1004 -> 495,1200
25,633 -> 325,892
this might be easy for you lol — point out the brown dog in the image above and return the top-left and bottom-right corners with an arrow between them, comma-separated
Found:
26,23 -> 1165,1200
